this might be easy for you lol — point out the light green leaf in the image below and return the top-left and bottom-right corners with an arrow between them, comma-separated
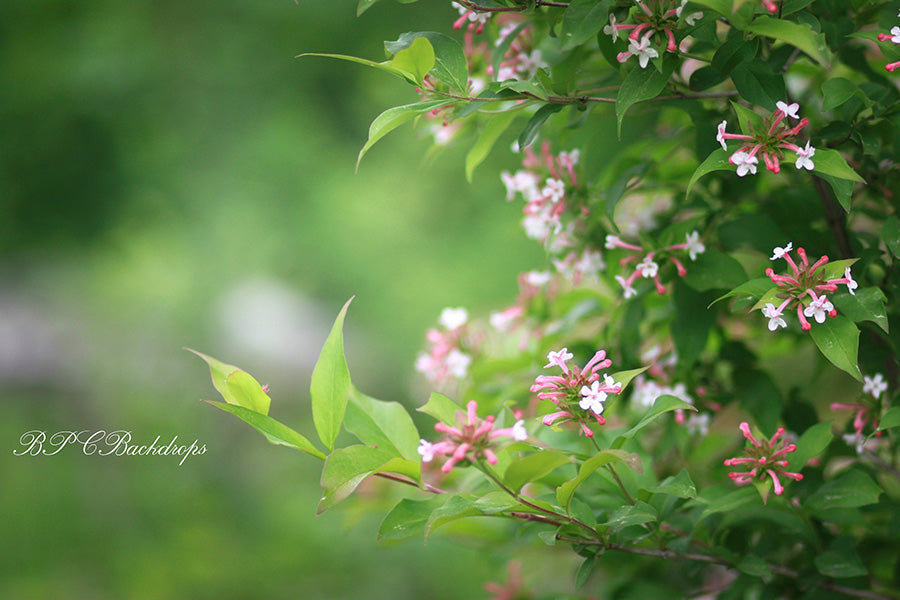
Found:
559,0 -> 612,50
787,421 -> 833,472
188,349 -> 271,415
805,469 -> 883,511
378,496 -> 449,541
744,15 -> 830,66
616,59 -> 675,137
466,110 -> 517,182
813,148 -> 865,183
504,450 -> 572,491
610,366 -> 649,392
389,36 -> 434,86
612,395 -> 697,449
298,52 -> 417,84
418,392 -> 464,425
318,445 -> 420,513
385,32 -> 468,92
202,400 -> 325,460
833,288 -> 889,334
731,99 -> 765,133
310,297 -> 354,451
690,0 -> 732,18
877,407 -> 900,433
645,469 -> 697,499
686,148 -> 732,198
809,315 -> 862,381
425,494 -> 482,537
711,277 -> 775,309
557,449 -> 643,511
344,386 -> 420,461
357,100 -> 449,167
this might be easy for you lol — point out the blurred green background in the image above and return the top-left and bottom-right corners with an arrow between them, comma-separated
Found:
1,1 -> 545,598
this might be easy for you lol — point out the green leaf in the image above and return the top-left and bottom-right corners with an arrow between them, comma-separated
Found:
711,277 -> 775,309
610,366 -> 649,392
298,52 -> 418,84
318,445 -> 420,513
809,315 -> 862,381
612,395 -> 696,449
559,0 -> 611,50
501,78 -> 550,100
731,99 -> 765,133
389,36 -> 435,86
616,59 -> 675,137
378,496 -> 449,541
731,59 -> 786,109
711,36 -> 758,75
557,449 -> 643,511
787,421 -> 832,472
690,0 -> 732,19
814,549 -> 868,578
833,288 -> 889,334
504,450 -> 572,491
385,32 -> 468,92
686,148 -> 732,198
418,392 -> 464,425
877,407 -> 900,433
818,173 -> 854,212
671,280 -> 714,367
882,215 -> 900,259
645,469 -> 697,499
575,554 -> 599,588
357,100 -> 449,168
699,486 -> 759,520
425,494 -> 482,537
466,110 -> 517,182
356,0 -> 378,15
744,15 -> 830,66
682,250 -> 749,292
310,297 -> 353,451
603,501 -> 657,528
812,148 -> 865,184
518,103 -> 564,150
202,400 -> 325,460
737,554 -> 772,578
805,469 -> 883,511
821,77 -> 861,111
344,386 -> 421,461
188,349 -> 271,415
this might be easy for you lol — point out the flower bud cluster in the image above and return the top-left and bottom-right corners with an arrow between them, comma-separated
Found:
531,348 -> 622,437
605,0 -> 703,69
604,230 -> 705,297
831,373 -> 889,453
418,400 -> 527,473
759,242 -> 857,332
415,307 -> 475,385
877,13 -> 900,73
724,422 -> 803,496
717,101 -> 816,176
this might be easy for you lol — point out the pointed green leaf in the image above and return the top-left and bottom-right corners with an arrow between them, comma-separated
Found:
731,100 -> 765,133
833,288 -> 889,334
610,366 -> 649,392
356,0 -> 378,15
882,215 -> 900,258
188,349 -> 264,411
378,496 -> 448,541
686,148 -> 732,198
318,445 -> 420,513
559,0 -> 612,50
809,315 -> 862,381
645,469 -> 697,499
821,77 -> 861,111
389,36 -> 435,86
737,554 -> 772,578
418,392 -> 464,425
683,250 -> 748,292
699,486 -> 759,520
298,52 -> 417,84
805,469 -> 883,511
690,0 -> 732,18
425,494 -> 482,537
466,110 -> 517,182
358,100 -> 449,167
310,298 -> 354,451
202,400 -> 325,460
223,370 -> 272,415
815,549 -> 868,578
744,15 -> 830,66
612,395 -> 697,449
731,59 -> 786,109
616,59 -> 675,137
344,386 -> 421,461
385,32 -> 468,92
711,277 -> 775,308
517,103 -> 564,150
876,407 -> 900,433
787,421 -> 833,472
603,501 -> 657,528
812,148 -> 865,183
557,449 -> 643,511
504,450 -> 572,491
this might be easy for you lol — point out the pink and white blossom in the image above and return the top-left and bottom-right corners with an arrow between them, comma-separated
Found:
863,373 -> 888,399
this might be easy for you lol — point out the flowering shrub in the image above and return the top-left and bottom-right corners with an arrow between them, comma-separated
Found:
193,1 -> 900,598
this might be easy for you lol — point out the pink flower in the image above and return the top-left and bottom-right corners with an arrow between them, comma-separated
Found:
794,141 -> 815,171
761,302 -> 788,331
776,100 -> 800,119
724,422 -> 803,498
730,151 -> 758,177
803,291 -> 834,324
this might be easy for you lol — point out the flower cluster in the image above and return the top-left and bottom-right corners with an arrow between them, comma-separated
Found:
605,231 -> 705,297
717,101 -> 816,176
878,13 -> 900,73
418,400 -> 527,473
604,0 -> 703,69
724,422 -> 803,497
531,348 -> 622,437
759,243 -> 857,331
451,1 -> 490,34
831,373 -> 889,452
415,307 -> 474,385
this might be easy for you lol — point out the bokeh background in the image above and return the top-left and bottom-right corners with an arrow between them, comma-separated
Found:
1,1 -> 546,598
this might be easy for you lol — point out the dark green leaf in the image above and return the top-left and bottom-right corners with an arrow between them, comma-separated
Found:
731,59 -> 786,109
559,0 -> 611,50
744,16 -> 830,66
686,148 -> 731,198
737,554 -> 772,578
809,315 -> 862,381
814,549 -> 868,578
683,250 -> 748,292
612,395 -> 696,449
616,59 -> 675,137
821,77 -> 861,111
557,449 -> 643,510
882,215 -> 900,259
671,280 -> 714,367
877,407 -> 900,432
645,469 -> 697,499
805,469 -> 883,511
518,103 -> 564,149
604,501 -> 657,528
833,287 -> 889,333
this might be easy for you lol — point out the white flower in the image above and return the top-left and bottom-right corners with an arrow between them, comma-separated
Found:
637,256 -> 659,278
418,439 -> 436,462
575,249 -> 606,274
844,267 -> 858,295
803,294 -> 834,324
542,178 -> 566,203
545,347 -> 574,369
685,413 -> 710,436
685,231 -> 706,260
516,50 -> 547,78
716,120 -> 729,150
863,373 -> 888,399
445,349 -> 471,378
794,141 -> 815,171
762,303 -> 787,331
501,170 -> 540,201
731,151 -> 758,177
439,307 -> 468,330
629,33 -> 659,69
603,13 -> 619,41
776,100 -> 800,119
888,26 -> 900,44
511,420 -> 528,441
770,242 -> 793,260
525,270 -> 552,286
615,275 -> 637,298
842,433 -> 867,454
579,381 -> 608,415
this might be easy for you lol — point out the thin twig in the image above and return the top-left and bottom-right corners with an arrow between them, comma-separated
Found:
455,0 -> 569,12
374,471 -> 446,494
